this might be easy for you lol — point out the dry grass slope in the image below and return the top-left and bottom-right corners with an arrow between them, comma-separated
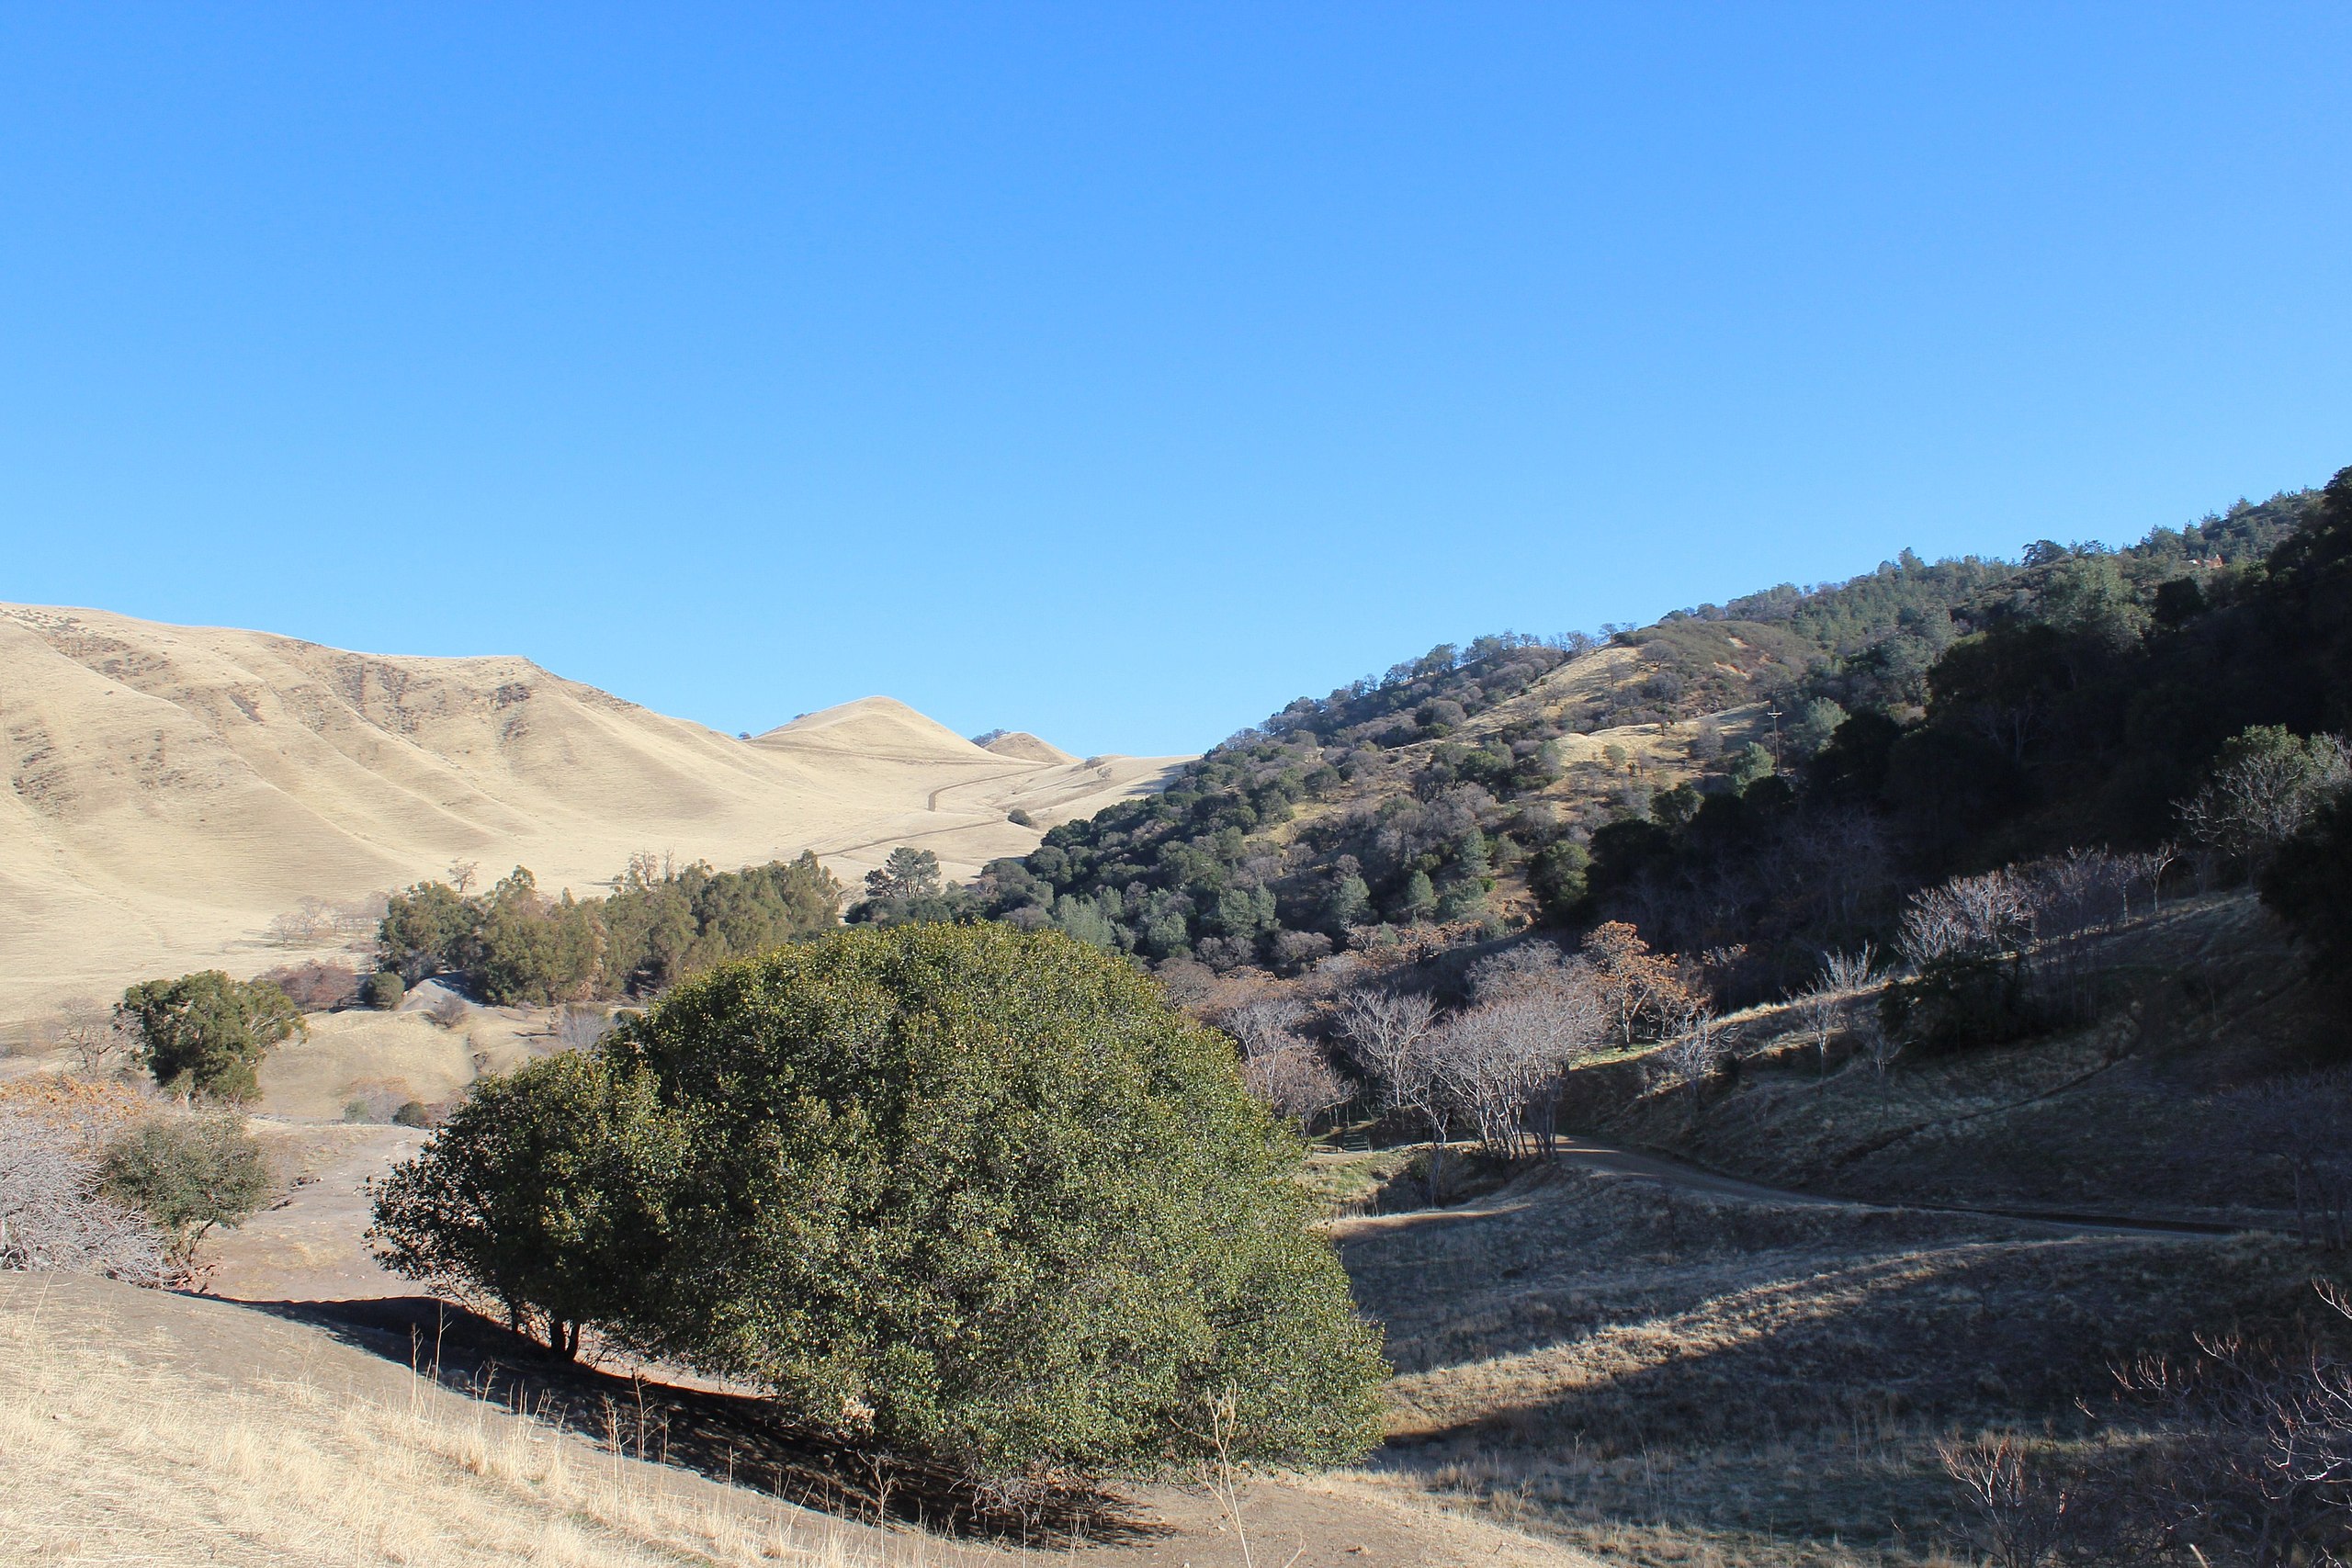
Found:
0,1274 -> 967,1568
1325,1162 -> 2319,1565
0,605 -> 1186,1019
0,1272 -> 1595,1568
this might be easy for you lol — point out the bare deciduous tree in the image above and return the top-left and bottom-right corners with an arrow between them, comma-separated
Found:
554,1004 -> 613,1054
1437,975 -> 1605,1159
29,997 -> 137,1076
264,895 -> 339,946
1332,987 -> 1439,1112
1937,1434 -> 2076,1568
447,860 -> 481,895
1219,997 -> 1352,1134
1655,1006 -> 1725,1122
1899,869 -> 2037,964
334,892 -> 390,941
1792,945 -> 1877,1077
1334,987 -> 1468,1201
1221,998 -> 1307,1061
1242,1043 -> 1353,1135
0,1109 -> 169,1285
1852,1006 -> 1900,1076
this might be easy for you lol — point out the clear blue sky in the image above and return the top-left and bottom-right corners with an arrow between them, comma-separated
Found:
5,6 -> 2348,756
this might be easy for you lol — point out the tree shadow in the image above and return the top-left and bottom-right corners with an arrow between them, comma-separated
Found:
236,1293 -> 1163,1548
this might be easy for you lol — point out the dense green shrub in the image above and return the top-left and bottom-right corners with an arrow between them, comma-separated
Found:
379,881 -> 475,983
99,1111 -> 273,1263
1878,952 -> 2036,1055
472,870 -> 603,1005
606,923 -> 1385,1476
361,971 -> 404,1010
119,972 -> 305,1101
368,1050 -> 682,1357
2262,791 -> 2352,999
1528,840 -> 1590,923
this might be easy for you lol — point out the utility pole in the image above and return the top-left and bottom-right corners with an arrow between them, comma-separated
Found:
1766,704 -> 1784,768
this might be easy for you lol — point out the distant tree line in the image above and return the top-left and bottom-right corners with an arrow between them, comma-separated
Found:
379,852 -> 842,1004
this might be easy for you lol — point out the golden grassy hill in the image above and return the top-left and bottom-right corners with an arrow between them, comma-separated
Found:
0,605 -> 1185,1017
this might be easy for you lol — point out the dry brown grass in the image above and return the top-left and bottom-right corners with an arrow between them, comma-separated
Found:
1580,893 -> 2341,1226
0,1280 -> 979,1568
0,1073 -> 150,1147
1328,1159 -> 2320,1565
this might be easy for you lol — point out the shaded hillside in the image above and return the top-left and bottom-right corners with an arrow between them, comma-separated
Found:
910,482 -> 2324,984
1575,891 -> 2343,1224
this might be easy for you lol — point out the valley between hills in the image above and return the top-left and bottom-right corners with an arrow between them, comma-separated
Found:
0,602 -> 1185,1016
10,472 -> 2352,1568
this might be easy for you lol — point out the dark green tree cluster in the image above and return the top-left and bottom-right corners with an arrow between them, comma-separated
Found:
862,476 -> 2338,1000
956,744 -> 1517,967
1253,632 -> 1580,749
118,971 -> 306,1101
379,852 -> 842,1003
369,923 -> 1386,1477
1561,471 -> 2352,1000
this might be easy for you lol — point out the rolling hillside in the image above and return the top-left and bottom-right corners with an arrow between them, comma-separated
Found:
0,604 -> 1184,1016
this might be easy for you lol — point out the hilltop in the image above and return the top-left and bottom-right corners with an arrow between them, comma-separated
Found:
0,604 -> 1184,1016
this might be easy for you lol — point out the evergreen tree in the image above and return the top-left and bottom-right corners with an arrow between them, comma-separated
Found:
119,972 -> 305,1102
1399,870 -> 1438,922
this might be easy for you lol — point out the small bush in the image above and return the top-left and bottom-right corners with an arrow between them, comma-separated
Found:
98,1112 -> 273,1265
255,960 -> 359,1012
391,1100 -> 431,1128
1879,951 -> 2036,1055
361,971 -> 404,1010
1006,807 -> 1035,828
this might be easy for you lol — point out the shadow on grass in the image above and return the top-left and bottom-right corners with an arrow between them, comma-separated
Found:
238,1293 -> 1163,1549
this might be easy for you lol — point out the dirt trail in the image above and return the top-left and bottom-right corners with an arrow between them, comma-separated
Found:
1551,1135 -> 2247,1238
206,1120 -> 427,1301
